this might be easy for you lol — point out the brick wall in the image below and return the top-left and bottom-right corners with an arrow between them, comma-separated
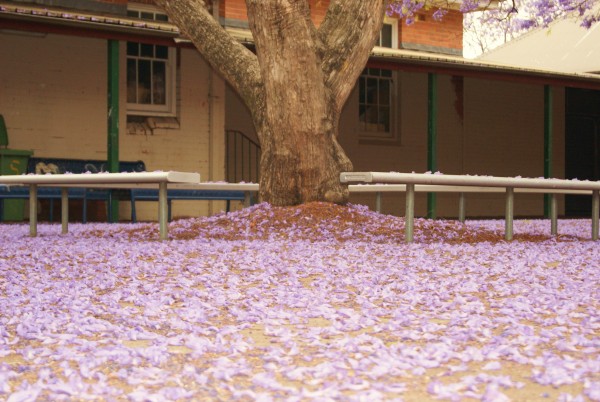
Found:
217,0 -> 355,28
218,0 -> 462,53
0,33 -> 227,220
399,9 -> 463,55
222,0 -> 248,22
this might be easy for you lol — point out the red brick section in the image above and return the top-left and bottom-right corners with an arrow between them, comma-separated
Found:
137,0 -> 462,52
399,9 -> 463,52
219,0 -> 348,27
222,0 -> 248,21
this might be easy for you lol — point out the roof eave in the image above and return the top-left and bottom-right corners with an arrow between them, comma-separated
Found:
0,3 -> 181,40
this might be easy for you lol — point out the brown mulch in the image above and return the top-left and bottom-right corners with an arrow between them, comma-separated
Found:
115,202 -> 578,243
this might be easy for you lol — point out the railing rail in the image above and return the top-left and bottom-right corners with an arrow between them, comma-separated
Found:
342,172 -> 600,243
226,130 -> 261,184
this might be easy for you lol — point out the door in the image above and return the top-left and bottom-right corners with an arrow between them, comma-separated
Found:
565,88 -> 600,216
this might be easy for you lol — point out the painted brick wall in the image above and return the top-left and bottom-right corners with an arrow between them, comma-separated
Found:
0,32 -> 227,221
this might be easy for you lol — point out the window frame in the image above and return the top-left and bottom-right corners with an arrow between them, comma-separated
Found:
126,5 -> 177,117
357,68 -> 399,143
374,17 -> 399,50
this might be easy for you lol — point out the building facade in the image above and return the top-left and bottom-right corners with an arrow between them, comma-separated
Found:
1,0 -> 599,221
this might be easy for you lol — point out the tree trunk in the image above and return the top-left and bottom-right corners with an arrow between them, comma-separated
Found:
154,0 -> 387,206
255,99 -> 352,206
247,1 -> 353,205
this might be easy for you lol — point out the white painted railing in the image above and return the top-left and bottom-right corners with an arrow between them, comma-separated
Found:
0,171 -> 200,240
342,172 -> 600,242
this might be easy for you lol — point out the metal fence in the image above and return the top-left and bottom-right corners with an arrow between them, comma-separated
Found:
226,130 -> 261,184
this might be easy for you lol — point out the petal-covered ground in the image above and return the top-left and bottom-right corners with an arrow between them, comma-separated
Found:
0,202 -> 598,401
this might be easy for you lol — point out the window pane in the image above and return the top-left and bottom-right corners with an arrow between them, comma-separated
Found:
358,69 -> 393,135
152,61 -> 166,105
155,45 -> 168,60
138,59 -> 152,104
155,14 -> 168,22
366,78 -> 378,104
127,59 -> 137,103
379,80 -> 390,105
127,10 -> 139,18
140,43 -> 154,58
380,106 -> 390,131
141,12 -> 154,21
127,42 -> 138,56
359,78 -> 366,104
359,104 -> 367,129
380,24 -> 393,48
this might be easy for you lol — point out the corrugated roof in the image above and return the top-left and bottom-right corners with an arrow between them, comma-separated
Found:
369,45 -> 600,87
0,2 -> 180,36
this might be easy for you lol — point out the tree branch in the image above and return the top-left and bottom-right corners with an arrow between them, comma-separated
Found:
154,0 -> 264,112
318,0 -> 388,114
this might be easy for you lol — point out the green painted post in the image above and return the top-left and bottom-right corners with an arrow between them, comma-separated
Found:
427,73 -> 438,219
544,85 -> 553,218
107,40 -> 120,223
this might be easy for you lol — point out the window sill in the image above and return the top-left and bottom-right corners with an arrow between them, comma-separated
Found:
126,116 -> 180,135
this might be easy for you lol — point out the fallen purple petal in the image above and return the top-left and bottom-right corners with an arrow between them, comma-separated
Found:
0,203 -> 598,400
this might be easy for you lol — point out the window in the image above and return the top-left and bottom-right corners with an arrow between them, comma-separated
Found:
378,23 -> 393,48
357,19 -> 398,142
359,68 -> 394,137
375,19 -> 398,49
126,8 -> 176,116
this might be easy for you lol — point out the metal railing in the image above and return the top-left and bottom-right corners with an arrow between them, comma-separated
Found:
226,130 -> 261,184
342,171 -> 600,243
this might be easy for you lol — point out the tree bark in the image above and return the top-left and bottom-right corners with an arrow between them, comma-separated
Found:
155,0 -> 387,206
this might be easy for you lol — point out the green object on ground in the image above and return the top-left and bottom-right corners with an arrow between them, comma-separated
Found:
0,125 -> 34,220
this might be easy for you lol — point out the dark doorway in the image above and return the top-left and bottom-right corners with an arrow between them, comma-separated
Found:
565,88 -> 600,216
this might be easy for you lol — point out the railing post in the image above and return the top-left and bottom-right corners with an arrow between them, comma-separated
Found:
61,187 -> 69,234
405,184 -> 415,243
159,182 -> 168,241
29,184 -> 38,237
375,192 -> 382,213
543,85 -> 553,218
550,193 -> 557,236
505,187 -> 514,241
226,130 -> 261,184
458,192 -> 466,223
